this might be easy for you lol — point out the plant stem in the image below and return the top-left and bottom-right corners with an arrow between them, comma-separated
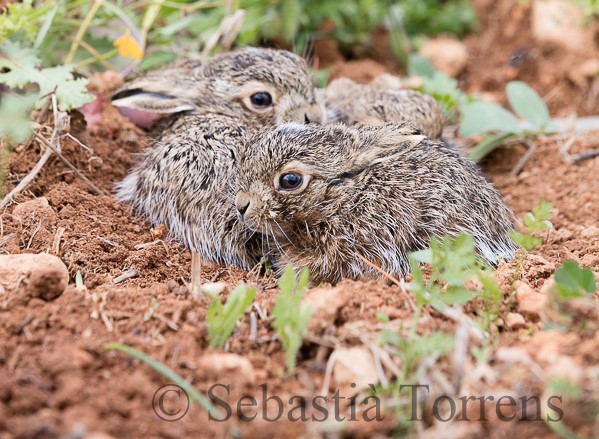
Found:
65,0 -> 103,65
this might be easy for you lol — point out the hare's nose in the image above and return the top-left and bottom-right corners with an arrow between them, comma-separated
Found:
235,193 -> 251,217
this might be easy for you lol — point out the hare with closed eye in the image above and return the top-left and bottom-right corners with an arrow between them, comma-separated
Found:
235,123 -> 518,283
319,76 -> 445,138
115,47 -> 324,269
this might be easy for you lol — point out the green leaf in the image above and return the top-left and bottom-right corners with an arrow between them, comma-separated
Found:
408,248 -> 432,264
509,229 -> 541,251
34,1 -> 60,49
468,132 -> 515,162
459,102 -> 523,136
0,93 -> 36,143
408,53 -> 435,78
75,270 -> 84,289
0,0 -> 45,44
139,51 -> 177,71
442,286 -> 476,305
207,283 -> 256,348
272,265 -> 312,372
0,41 -> 94,111
553,260 -> 597,298
506,81 -> 550,129
531,200 -> 553,223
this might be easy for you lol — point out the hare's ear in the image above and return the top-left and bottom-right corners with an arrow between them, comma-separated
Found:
358,124 -> 425,149
111,88 -> 196,114
346,124 -> 425,169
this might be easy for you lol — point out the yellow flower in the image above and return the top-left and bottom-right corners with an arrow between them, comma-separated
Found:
114,29 -> 144,60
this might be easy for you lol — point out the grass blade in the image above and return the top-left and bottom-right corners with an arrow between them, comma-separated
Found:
468,132 -> 515,162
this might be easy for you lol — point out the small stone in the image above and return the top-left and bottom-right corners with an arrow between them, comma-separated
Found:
201,282 -> 227,296
197,352 -> 255,384
13,197 -> 57,226
419,36 -> 469,77
150,224 -> 168,239
85,433 -> 119,439
0,254 -> 69,301
531,0 -> 594,53
521,253 -> 555,279
40,346 -> 94,376
546,356 -> 583,383
302,286 -> 346,333
332,346 -> 379,398
568,59 -> 599,87
580,253 -> 599,269
515,281 -> 547,320
505,312 -> 527,329
581,226 -> 599,239
547,228 -> 573,244
539,276 -> 555,295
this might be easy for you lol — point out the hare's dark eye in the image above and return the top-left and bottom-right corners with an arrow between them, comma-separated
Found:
279,173 -> 303,190
250,92 -> 273,108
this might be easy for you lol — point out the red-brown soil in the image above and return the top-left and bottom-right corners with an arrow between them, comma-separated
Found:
2,2 -> 599,438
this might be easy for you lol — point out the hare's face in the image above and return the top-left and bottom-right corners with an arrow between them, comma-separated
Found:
235,124 -> 357,239
204,48 -> 324,127
112,48 -> 324,128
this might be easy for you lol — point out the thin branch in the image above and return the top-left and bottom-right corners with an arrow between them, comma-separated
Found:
190,250 -> 203,299
33,133 -> 105,196
0,146 -> 53,209
113,268 -> 139,284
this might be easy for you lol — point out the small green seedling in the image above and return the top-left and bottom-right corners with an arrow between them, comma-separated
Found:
206,283 -> 256,348
509,200 -> 553,251
143,297 -> 159,322
407,233 -> 504,337
409,234 -> 482,309
74,270 -> 84,289
553,260 -> 597,299
272,265 -> 312,373
408,54 -> 475,121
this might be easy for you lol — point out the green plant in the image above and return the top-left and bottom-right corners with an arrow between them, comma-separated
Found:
461,81 -> 557,162
143,297 -> 159,322
408,54 -> 476,122
272,265 -> 312,373
553,260 -> 597,299
409,234 -> 485,310
378,326 -> 454,433
206,283 -> 256,348
395,0 -> 477,37
408,234 -> 505,349
509,200 -> 553,251
575,0 -> 599,17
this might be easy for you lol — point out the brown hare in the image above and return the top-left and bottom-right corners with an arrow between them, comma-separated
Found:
319,75 -> 445,138
235,123 -> 518,283
114,48 -> 324,270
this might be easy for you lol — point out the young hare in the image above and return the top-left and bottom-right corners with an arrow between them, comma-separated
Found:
320,76 -> 445,138
235,123 -> 518,283
115,48 -> 324,269
112,47 -> 323,128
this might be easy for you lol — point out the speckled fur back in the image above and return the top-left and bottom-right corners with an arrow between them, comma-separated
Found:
320,76 -> 445,138
235,123 -> 518,283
